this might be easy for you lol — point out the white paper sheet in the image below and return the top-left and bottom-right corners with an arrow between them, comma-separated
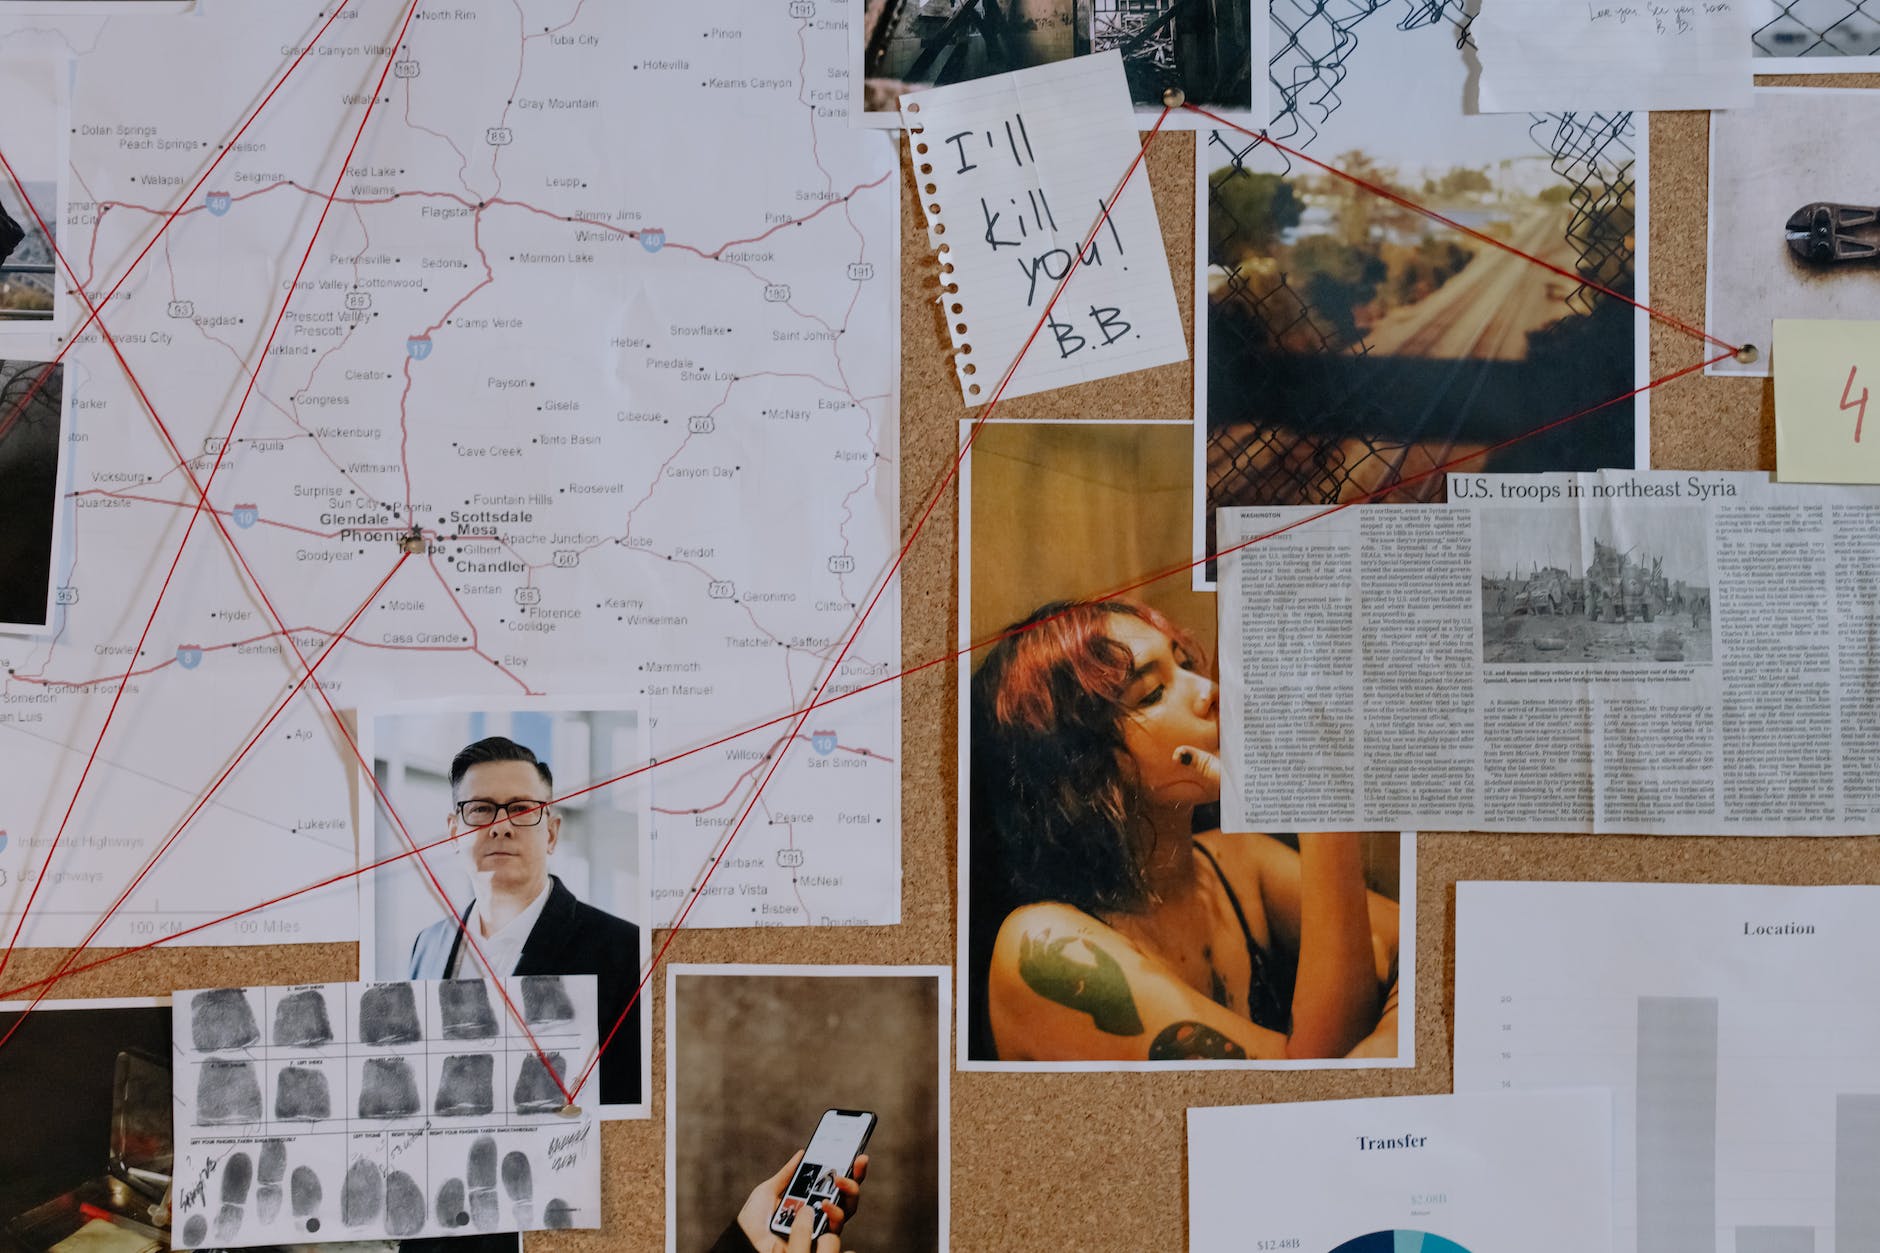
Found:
1708,88 -> 1880,378
170,978 -> 600,1246
0,0 -> 901,950
901,51 -> 1187,405
1472,0 -> 1753,112
1456,881 -> 1880,1253
1187,1089 -> 1613,1253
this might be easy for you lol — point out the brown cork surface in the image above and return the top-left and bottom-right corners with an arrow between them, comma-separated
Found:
21,100 -> 1880,1253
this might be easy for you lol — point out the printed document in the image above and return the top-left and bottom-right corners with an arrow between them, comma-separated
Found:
1188,1089 -> 1613,1253
1456,881 -> 1880,1253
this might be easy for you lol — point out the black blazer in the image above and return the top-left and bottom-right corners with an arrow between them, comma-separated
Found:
409,875 -> 642,1108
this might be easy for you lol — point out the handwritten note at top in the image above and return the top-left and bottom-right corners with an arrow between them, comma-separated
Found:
1774,318 -> 1880,484
1472,0 -> 1751,112
900,51 -> 1186,406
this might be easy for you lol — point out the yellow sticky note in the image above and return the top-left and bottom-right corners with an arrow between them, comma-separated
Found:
1775,318 -> 1880,483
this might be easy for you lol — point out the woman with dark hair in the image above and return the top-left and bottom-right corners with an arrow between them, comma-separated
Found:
969,598 -> 1399,1062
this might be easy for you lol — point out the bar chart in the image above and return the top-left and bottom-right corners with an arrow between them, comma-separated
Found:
1455,882 -> 1880,1253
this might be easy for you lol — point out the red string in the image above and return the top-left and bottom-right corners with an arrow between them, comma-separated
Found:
1184,103 -> 1738,355
0,61 -> 1740,1101
0,347 -> 1734,1010
0,1 -> 368,441
0,0 -> 535,1060
566,105 -> 1179,1102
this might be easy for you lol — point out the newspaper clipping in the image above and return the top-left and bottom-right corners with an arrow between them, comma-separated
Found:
1218,470 -> 1876,834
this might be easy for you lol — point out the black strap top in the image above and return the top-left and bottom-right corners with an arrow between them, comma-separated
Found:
1195,841 -> 1290,1033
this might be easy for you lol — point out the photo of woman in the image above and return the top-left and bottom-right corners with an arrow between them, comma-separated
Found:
960,420 -> 1409,1065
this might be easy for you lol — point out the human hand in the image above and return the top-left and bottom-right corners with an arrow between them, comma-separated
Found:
1161,744 -> 1221,803
735,1150 -> 868,1253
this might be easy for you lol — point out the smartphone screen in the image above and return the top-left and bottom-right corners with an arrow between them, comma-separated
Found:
769,1109 -> 875,1237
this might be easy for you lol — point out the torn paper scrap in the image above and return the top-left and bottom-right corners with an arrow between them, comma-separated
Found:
1472,0 -> 1752,112
901,49 -> 1187,405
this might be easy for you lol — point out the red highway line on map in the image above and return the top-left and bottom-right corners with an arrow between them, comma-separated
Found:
87,171 -> 895,267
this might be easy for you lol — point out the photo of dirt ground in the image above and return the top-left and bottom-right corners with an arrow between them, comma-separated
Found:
1481,600 -> 1713,665
1478,507 -> 1713,666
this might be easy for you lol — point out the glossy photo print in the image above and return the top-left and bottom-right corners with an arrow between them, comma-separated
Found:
665,966 -> 948,1253
1196,18 -> 1645,582
854,0 -> 1260,126
356,697 -> 652,1119
959,418 -> 1413,1069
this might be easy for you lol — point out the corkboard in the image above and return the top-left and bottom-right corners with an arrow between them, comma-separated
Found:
15,86 -> 1880,1253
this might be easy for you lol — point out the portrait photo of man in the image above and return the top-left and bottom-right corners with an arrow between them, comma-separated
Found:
361,703 -> 651,1117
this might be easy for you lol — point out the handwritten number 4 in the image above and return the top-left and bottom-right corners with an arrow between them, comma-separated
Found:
1844,365 -> 1871,444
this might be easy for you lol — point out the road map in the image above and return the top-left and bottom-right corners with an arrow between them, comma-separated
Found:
0,0 -> 902,948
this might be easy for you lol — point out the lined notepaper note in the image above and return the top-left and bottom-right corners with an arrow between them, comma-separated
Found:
1472,0 -> 1752,112
901,51 -> 1187,406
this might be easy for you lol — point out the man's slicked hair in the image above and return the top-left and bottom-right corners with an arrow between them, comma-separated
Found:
449,735 -> 552,795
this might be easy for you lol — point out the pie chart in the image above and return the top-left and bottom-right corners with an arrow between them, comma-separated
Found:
1328,1233 -> 1473,1253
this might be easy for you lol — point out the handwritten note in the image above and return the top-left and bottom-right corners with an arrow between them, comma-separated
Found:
1774,318 -> 1880,483
900,51 -> 1187,406
1472,0 -> 1752,111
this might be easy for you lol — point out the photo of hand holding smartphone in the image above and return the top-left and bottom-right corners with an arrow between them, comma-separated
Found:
768,1110 -> 876,1242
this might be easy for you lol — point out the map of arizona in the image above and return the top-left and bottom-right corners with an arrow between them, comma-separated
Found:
0,0 -> 901,947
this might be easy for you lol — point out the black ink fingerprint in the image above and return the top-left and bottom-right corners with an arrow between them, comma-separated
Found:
434,1177 -> 468,1229
256,1139 -> 286,1224
520,975 -> 575,1025
196,1058 -> 263,1124
341,1157 -> 383,1228
212,1150 -> 251,1243
181,1214 -> 207,1246
290,1165 -> 323,1222
439,980 -> 499,1039
274,1065 -> 331,1121
358,982 -> 422,1044
512,1051 -> 567,1114
271,988 -> 333,1047
384,1169 -> 425,1237
357,1055 -> 421,1119
501,1151 -> 533,1229
466,1135 -> 499,1231
191,988 -> 259,1051
544,1198 -> 576,1229
434,1053 -> 495,1116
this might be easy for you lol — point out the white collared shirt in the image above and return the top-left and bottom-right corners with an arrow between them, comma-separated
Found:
448,879 -> 553,979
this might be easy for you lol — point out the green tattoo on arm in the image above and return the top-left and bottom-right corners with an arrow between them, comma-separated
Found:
1017,933 -> 1144,1035
1148,1021 -> 1249,1060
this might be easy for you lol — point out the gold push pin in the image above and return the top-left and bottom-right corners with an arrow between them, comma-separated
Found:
399,524 -> 427,555
1734,343 -> 1759,365
1163,86 -> 1185,108
558,1103 -> 582,1119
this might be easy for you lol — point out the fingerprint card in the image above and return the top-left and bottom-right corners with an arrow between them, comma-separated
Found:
170,977 -> 601,1247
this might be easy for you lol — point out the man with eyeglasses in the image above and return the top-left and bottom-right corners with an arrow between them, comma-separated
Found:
408,735 -> 643,1107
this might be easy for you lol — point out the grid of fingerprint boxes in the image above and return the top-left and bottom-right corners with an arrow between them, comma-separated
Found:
170,978 -> 601,1247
